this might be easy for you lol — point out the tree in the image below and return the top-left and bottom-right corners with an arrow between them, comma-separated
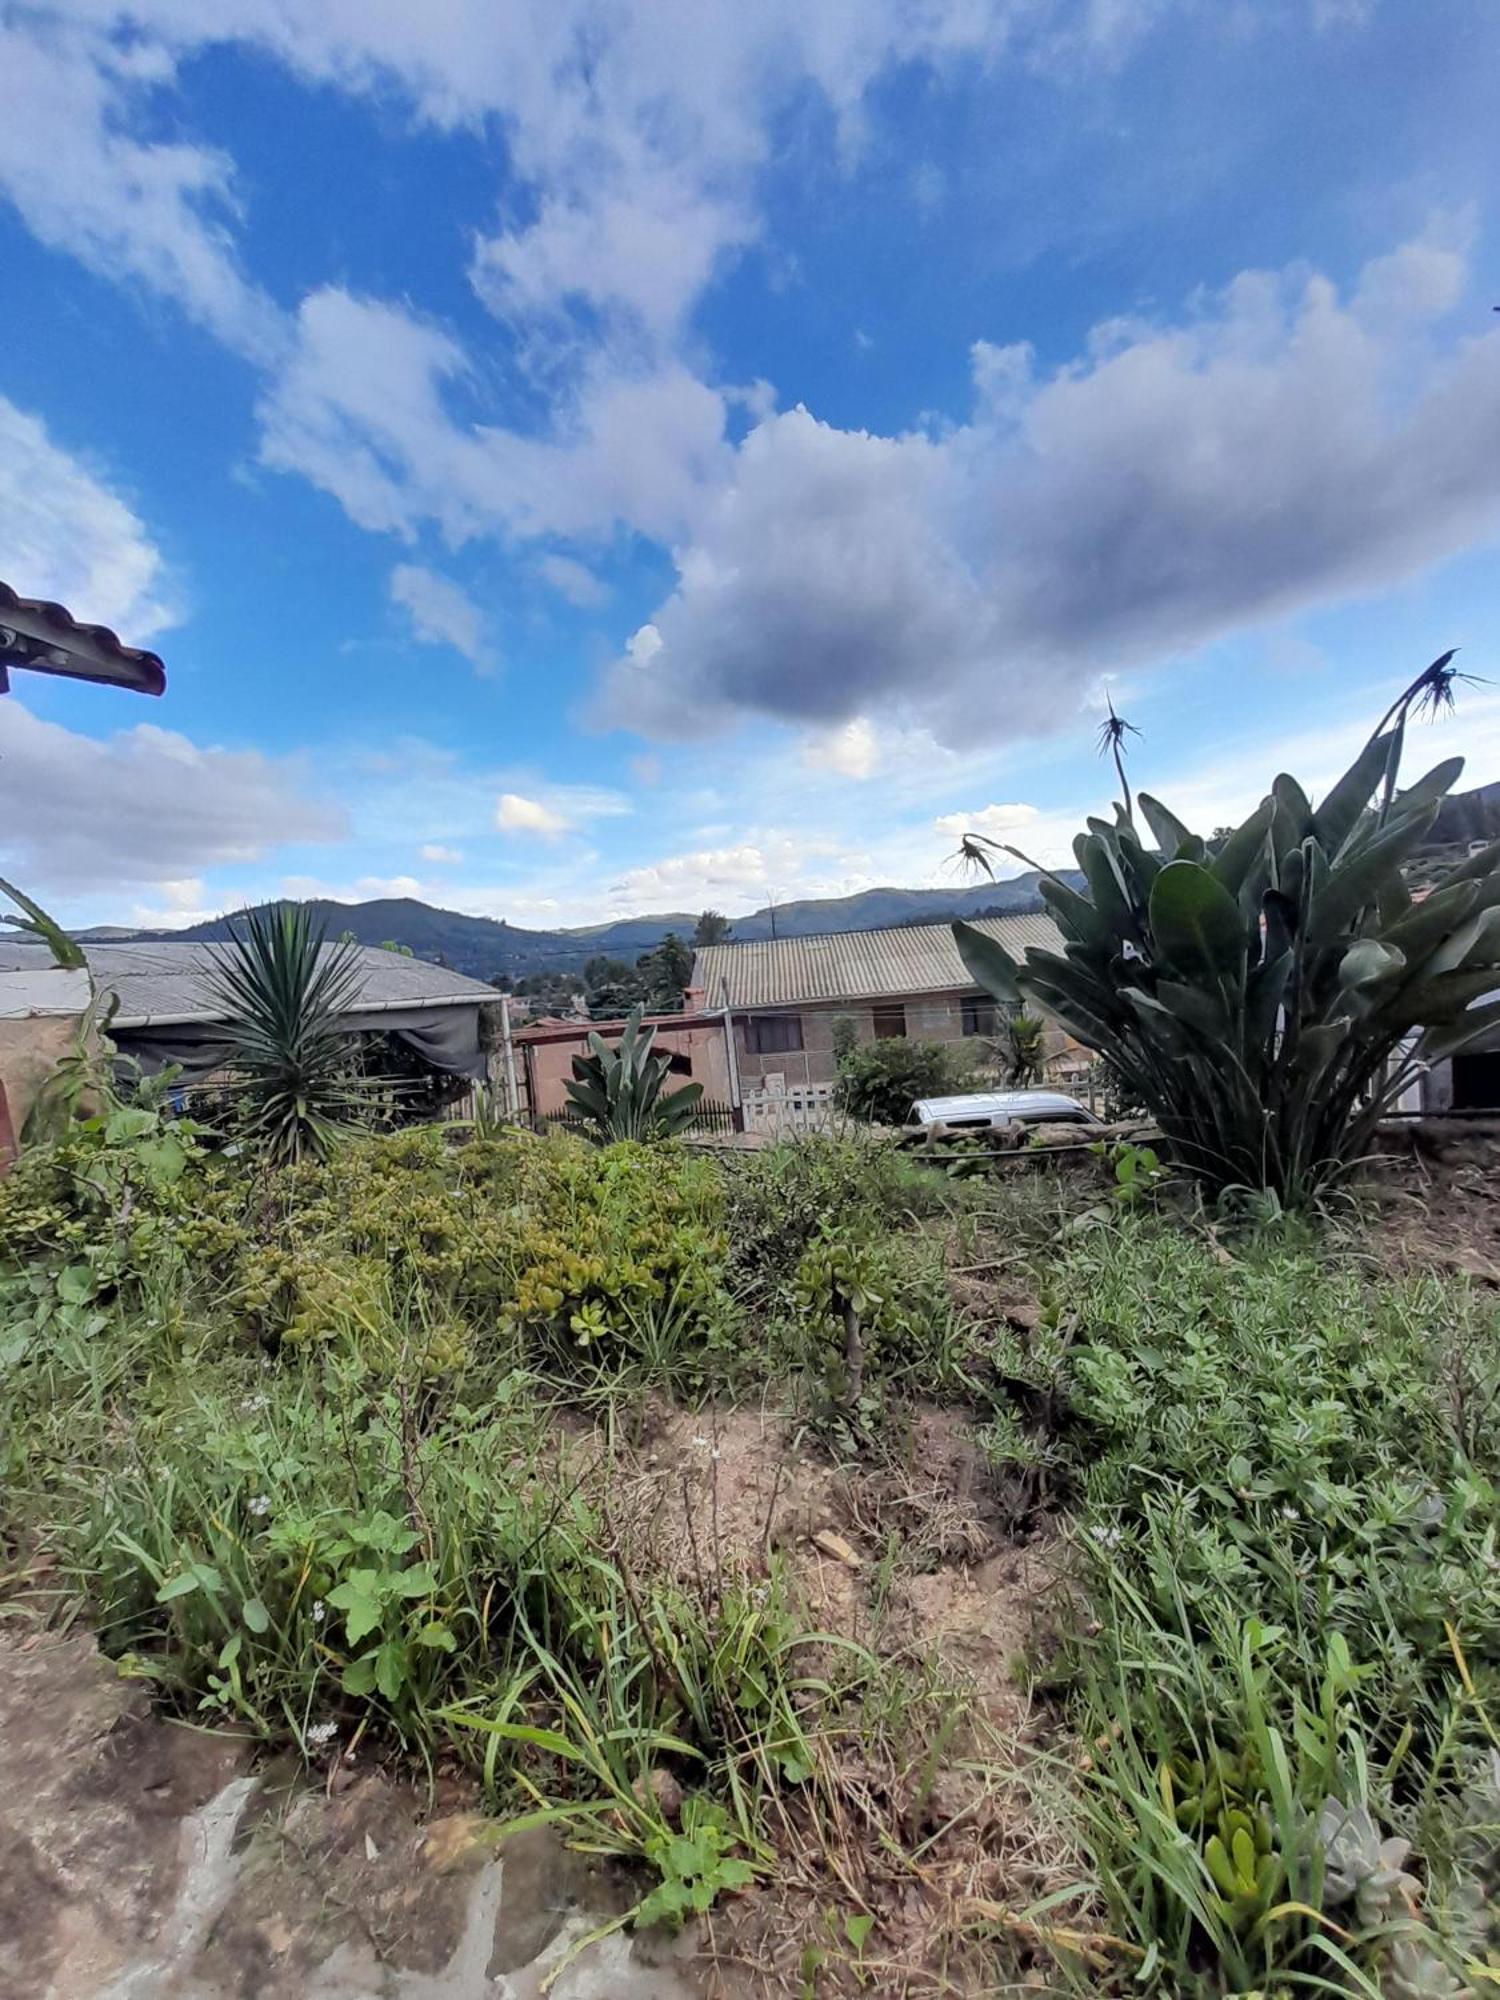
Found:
637,932 -> 694,1012
955,656 -> 1500,1208
206,907 -> 370,1164
692,910 -> 733,947
584,953 -> 646,1020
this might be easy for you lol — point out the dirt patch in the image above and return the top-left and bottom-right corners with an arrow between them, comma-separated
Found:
1363,1131 -> 1500,1284
616,1404 -> 865,1633
889,1547 -> 1053,1734
605,1405 -> 1071,1994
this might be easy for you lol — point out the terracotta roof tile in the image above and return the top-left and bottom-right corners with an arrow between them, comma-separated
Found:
0,580 -> 166,695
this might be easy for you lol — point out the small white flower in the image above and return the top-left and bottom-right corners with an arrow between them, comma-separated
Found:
240,1394 -> 269,1415
691,1435 -> 709,1450
305,1720 -> 338,1748
311,1600 -> 326,1623
248,1494 -> 271,1517
1089,1525 -> 1122,1548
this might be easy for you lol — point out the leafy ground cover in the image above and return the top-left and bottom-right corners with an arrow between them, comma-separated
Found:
1,1112 -> 1497,1994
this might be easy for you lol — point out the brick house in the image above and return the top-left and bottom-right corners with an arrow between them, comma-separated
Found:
690,915 -> 1068,1092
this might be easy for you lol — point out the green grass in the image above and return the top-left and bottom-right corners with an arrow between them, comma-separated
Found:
6,1111 -> 1499,1990
1012,1218 -> 1500,1995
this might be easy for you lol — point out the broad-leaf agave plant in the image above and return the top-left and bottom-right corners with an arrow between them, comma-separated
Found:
954,659 -> 1500,1207
207,906 -> 370,1164
562,1007 -> 704,1143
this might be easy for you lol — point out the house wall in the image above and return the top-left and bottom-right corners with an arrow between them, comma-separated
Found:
733,991 -> 1085,1090
520,1018 -> 733,1117
734,992 -> 990,1089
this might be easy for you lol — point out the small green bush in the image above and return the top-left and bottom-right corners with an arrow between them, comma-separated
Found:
833,1035 -> 971,1126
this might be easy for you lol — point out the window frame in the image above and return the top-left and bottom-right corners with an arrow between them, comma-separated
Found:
871,1001 -> 907,1040
961,995 -> 999,1038
745,1012 -> 805,1055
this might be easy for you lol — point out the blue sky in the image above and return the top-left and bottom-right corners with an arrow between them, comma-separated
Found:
3,0 -> 1499,931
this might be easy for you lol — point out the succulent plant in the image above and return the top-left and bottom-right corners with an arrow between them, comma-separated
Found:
954,661 -> 1500,1206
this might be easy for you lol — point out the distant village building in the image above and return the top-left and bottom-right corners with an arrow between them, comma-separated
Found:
0,941 -> 499,1088
690,915 -> 1069,1092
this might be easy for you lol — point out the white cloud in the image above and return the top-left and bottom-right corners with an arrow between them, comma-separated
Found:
538,553 -> 610,608
604,227 -> 1500,748
126,877 -> 214,928
608,844 -> 780,908
0,18 -> 280,357
496,792 -> 571,837
419,843 -> 464,864
802,717 -> 881,780
389,562 -> 492,672
257,291 -> 732,546
0,700 -> 342,894
933,802 -> 1039,840
0,395 -> 175,640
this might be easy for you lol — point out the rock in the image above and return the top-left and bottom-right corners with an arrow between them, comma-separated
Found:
419,1812 -> 495,1875
811,1530 -> 862,1568
632,1768 -> 684,1821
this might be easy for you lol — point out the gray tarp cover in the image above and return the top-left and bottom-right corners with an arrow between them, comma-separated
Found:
114,1004 -> 486,1082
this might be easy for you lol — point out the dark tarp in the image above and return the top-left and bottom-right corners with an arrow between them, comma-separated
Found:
114,1003 -> 486,1083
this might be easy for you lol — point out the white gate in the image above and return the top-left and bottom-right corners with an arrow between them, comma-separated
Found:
742,1082 -> 843,1138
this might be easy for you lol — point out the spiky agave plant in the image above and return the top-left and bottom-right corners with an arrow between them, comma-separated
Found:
562,1007 -> 704,1143
207,906 -> 369,1165
954,659 -> 1500,1207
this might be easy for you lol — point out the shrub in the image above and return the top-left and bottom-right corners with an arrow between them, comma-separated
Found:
721,1134 -> 959,1308
206,906 -> 371,1164
834,1035 -> 969,1126
562,1008 -> 704,1142
956,660 -> 1500,1206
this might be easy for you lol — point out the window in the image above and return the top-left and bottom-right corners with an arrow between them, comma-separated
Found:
871,1002 -> 907,1039
746,1013 -> 804,1055
961,996 -> 998,1037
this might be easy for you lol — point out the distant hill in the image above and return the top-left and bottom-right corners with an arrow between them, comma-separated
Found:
1427,778 -> 1500,849
75,875 -> 1059,983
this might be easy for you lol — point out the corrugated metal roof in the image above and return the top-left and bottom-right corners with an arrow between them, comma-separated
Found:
691,914 -> 1063,1010
0,941 -> 497,1026
0,581 -> 166,696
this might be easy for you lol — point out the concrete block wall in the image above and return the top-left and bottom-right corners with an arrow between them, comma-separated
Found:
735,992 -> 982,1089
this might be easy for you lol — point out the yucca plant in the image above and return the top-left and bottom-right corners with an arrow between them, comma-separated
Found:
562,1007 -> 704,1142
954,659 -> 1500,1207
207,906 -> 369,1165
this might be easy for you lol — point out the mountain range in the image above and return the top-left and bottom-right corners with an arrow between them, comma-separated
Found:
76,780 -> 1500,982
77,876 -> 1058,982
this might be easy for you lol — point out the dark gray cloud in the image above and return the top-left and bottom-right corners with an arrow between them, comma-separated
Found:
605,230 -> 1500,747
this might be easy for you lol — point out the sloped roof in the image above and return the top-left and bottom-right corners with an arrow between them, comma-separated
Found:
0,581 -> 166,695
692,914 -> 1063,1010
0,941 -> 497,1027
